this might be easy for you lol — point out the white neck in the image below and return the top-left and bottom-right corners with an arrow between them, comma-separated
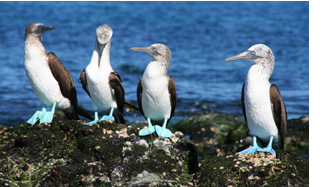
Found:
89,40 -> 112,69
144,61 -> 168,78
24,36 -> 47,64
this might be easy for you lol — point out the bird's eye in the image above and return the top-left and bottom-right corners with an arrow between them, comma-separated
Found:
251,51 -> 256,55
154,48 -> 157,51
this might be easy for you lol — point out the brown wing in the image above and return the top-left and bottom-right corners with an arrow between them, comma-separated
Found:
241,82 -> 247,123
112,70 -> 123,83
270,84 -> 287,150
168,75 -> 177,122
48,52 -> 93,120
47,52 -> 78,120
79,69 -> 91,97
136,77 -> 145,117
48,52 -> 77,107
109,71 -> 125,114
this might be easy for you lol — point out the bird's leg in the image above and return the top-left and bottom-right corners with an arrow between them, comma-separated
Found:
155,118 -> 172,138
40,103 -> 56,124
139,118 -> 156,136
237,135 -> 263,155
26,104 -> 48,125
83,111 -> 99,125
100,107 -> 115,122
262,136 -> 276,155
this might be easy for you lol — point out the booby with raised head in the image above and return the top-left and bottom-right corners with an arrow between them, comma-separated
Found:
130,43 -> 176,138
80,24 -> 126,125
225,44 -> 287,155
24,22 -> 93,125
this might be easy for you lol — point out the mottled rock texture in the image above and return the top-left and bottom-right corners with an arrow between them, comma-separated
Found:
0,113 -> 308,186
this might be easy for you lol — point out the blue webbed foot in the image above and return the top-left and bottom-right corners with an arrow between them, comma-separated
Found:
237,145 -> 263,154
262,136 -> 276,155
155,125 -> 172,138
26,104 -> 47,125
139,118 -> 155,136
84,111 -> 99,125
40,112 -> 54,124
39,103 -> 56,124
237,136 -> 263,155
99,107 -> 115,122
155,118 -> 172,138
100,115 -> 115,122
27,111 -> 46,125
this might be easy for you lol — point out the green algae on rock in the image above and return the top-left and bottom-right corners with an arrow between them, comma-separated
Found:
197,151 -> 309,186
0,120 -> 198,186
0,113 -> 309,186
172,113 -> 309,158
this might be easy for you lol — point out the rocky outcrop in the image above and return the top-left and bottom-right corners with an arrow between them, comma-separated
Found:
0,121 -> 197,186
0,113 -> 309,186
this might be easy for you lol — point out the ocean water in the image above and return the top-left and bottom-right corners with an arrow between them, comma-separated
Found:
0,1 -> 309,126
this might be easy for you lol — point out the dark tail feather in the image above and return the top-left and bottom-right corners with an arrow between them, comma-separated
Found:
124,99 -> 140,111
113,113 -> 126,124
63,108 -> 79,120
75,106 -> 94,120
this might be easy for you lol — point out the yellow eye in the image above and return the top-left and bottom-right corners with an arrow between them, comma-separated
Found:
251,51 -> 255,55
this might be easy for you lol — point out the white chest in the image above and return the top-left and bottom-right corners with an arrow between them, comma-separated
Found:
141,64 -> 171,119
24,45 -> 65,108
85,63 -> 116,111
244,65 -> 278,140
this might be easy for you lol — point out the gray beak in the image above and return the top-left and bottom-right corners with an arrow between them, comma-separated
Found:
225,50 -> 258,62
35,25 -> 56,36
37,25 -> 56,33
130,46 -> 160,58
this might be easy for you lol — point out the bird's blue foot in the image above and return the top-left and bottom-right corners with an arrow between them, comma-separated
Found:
27,110 -> 46,125
84,111 -> 99,125
237,136 -> 263,154
139,118 -> 156,136
99,107 -> 115,122
27,104 -> 54,125
155,118 -> 172,138
100,115 -> 115,121
237,145 -> 263,154
39,103 -> 56,124
262,136 -> 276,155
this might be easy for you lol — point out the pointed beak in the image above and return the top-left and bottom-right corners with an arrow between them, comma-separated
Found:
130,46 -> 160,58
34,25 -> 56,36
225,50 -> 257,62
38,25 -> 56,33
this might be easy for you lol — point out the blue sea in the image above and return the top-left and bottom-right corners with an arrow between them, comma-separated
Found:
0,1 -> 309,126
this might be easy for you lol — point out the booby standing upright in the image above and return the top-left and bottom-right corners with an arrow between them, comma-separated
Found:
130,44 -> 176,138
80,24 -> 126,125
24,22 -> 93,124
225,44 -> 287,155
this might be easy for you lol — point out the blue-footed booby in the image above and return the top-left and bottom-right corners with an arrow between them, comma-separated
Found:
225,44 -> 287,155
24,22 -> 93,125
130,44 -> 176,138
80,24 -> 126,125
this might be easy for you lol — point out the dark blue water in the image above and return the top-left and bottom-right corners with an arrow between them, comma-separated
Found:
0,1 -> 309,126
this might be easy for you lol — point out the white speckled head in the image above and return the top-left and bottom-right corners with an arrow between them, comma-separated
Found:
151,43 -> 171,62
96,24 -> 113,44
225,44 -> 274,65
130,43 -> 172,65
248,44 -> 274,64
225,44 -> 275,78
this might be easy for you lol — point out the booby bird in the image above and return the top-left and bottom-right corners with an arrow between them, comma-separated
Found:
130,44 -> 176,138
24,22 -> 93,125
225,44 -> 287,155
80,24 -> 126,125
